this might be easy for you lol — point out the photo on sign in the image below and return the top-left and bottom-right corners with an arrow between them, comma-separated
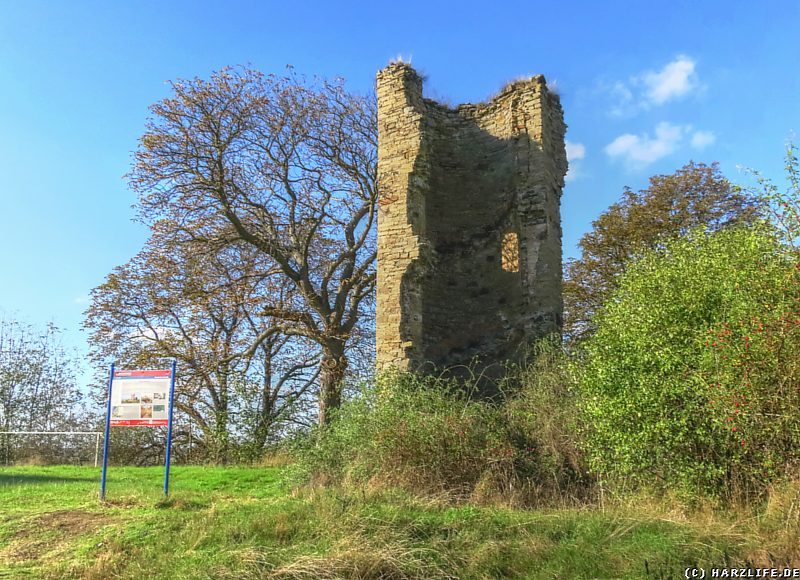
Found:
112,405 -> 139,419
153,404 -> 166,418
121,393 -> 140,404
141,394 -> 153,404
153,392 -> 166,401
141,404 -> 153,418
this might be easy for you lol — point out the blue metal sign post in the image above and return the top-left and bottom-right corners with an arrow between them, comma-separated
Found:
163,360 -> 178,497
99,363 -> 115,501
99,362 -> 176,501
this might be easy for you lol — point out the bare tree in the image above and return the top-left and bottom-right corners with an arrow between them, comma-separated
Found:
0,317 -> 83,462
84,227 -> 320,460
128,66 -> 377,424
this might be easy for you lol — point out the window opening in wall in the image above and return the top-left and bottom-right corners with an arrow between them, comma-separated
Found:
502,232 -> 519,272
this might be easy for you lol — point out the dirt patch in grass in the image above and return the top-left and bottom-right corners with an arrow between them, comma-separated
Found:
0,510 -> 108,564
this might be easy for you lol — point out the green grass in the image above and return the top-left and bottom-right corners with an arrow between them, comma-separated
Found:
0,465 -> 774,579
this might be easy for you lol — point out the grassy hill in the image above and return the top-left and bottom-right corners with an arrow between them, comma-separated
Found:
0,465 -> 789,579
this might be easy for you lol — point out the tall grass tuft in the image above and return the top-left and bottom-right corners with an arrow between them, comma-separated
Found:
289,340 -> 593,506
499,338 -> 593,506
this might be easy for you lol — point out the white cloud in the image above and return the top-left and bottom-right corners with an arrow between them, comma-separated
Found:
605,122 -> 688,169
604,55 -> 701,116
642,56 -> 698,105
565,141 -> 586,161
607,81 -> 635,117
565,141 -> 586,182
690,130 -> 716,149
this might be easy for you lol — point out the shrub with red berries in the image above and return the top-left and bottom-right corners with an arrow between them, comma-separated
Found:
580,225 -> 800,501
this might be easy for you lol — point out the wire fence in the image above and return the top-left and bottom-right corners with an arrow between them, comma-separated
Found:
0,431 -> 103,467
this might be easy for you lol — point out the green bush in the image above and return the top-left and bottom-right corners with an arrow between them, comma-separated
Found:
504,339 -> 592,503
579,226 -> 800,500
289,371 -> 507,499
289,354 -> 591,505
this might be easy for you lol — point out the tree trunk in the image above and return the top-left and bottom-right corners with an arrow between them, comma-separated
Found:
215,373 -> 230,464
318,339 -> 347,426
253,351 -> 275,454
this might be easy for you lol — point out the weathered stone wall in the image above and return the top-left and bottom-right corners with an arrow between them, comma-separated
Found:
376,63 -> 566,387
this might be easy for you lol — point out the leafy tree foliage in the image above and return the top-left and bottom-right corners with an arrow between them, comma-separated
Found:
579,227 -> 800,500
124,66 -> 377,425
741,141 -> 800,248
564,162 -> 761,341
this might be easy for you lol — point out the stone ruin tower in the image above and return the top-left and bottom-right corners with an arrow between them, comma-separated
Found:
375,63 -> 567,389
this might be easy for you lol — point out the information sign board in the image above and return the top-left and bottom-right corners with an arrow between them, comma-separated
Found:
109,369 -> 171,426
100,362 -> 178,500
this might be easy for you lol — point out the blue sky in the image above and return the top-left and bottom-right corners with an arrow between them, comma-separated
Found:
1,0 -> 798,383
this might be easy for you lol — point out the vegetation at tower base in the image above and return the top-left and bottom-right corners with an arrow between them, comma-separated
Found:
289,339 -> 591,507
579,225 -> 800,501
563,162 -> 761,343
124,66 -> 377,427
